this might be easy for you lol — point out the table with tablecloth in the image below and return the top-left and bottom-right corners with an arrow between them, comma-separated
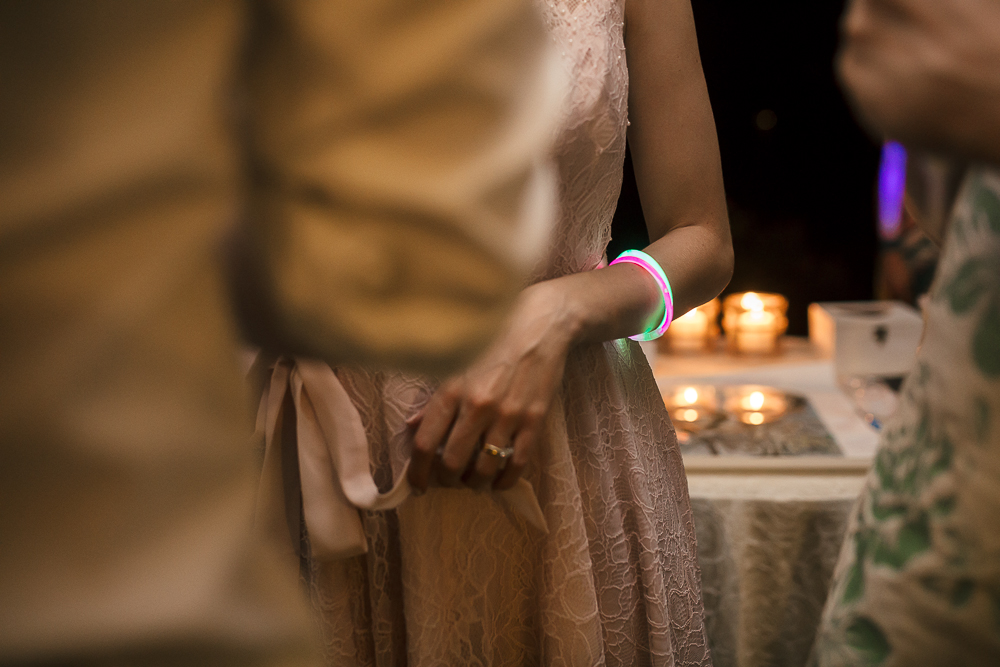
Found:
650,339 -> 880,667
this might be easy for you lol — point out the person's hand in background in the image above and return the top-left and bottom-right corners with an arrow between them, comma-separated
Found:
838,0 -> 1000,163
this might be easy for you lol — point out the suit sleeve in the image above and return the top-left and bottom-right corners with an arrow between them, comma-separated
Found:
239,0 -> 563,375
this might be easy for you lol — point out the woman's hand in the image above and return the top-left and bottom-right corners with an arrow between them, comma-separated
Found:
404,253 -> 697,493
406,280 -> 578,492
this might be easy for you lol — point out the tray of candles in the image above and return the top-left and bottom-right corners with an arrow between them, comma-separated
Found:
661,384 -> 869,473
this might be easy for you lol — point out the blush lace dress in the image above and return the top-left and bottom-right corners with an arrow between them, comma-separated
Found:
301,1 -> 711,664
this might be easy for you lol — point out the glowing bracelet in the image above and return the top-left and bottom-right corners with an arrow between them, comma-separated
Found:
609,249 -> 674,341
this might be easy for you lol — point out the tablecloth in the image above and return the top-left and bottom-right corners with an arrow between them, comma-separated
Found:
651,339 -> 879,666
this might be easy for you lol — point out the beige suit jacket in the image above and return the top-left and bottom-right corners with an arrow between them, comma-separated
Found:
0,2 -> 559,664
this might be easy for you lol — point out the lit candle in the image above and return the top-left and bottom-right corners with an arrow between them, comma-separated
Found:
725,386 -> 788,425
663,385 -> 719,429
665,298 -> 720,353
722,291 -> 788,355
742,390 -> 766,411
735,309 -> 777,353
678,408 -> 700,423
670,309 -> 709,350
669,385 -> 717,409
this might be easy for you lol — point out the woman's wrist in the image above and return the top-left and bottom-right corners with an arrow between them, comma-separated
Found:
518,278 -> 588,352
526,262 -> 662,348
609,250 -> 672,340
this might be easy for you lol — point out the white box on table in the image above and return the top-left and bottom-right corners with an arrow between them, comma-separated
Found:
808,301 -> 924,379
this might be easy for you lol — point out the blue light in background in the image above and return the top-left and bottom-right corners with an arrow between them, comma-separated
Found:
877,140 -> 907,241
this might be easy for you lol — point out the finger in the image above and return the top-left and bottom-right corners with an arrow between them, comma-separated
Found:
407,385 -> 461,492
463,423 -> 517,490
405,408 -> 425,428
436,400 -> 497,487
492,427 -> 537,491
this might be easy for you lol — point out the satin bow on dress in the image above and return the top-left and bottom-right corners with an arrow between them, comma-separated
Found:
254,357 -> 547,562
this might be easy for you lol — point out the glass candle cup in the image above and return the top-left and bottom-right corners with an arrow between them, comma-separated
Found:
664,298 -> 720,353
722,292 -> 789,355
662,385 -> 720,431
723,385 -> 789,425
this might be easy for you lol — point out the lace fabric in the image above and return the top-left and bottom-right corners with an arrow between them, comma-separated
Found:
306,1 -> 711,664
535,0 -> 629,280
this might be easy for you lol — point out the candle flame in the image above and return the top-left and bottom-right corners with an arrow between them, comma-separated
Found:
677,309 -> 699,321
682,409 -> 699,422
749,391 -> 765,411
741,292 -> 765,312
748,411 -> 765,425
682,387 -> 699,404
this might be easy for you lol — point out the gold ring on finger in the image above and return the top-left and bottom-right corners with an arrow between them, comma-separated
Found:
482,443 -> 514,463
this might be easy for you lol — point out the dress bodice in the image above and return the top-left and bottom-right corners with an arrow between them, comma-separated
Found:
536,0 -> 629,279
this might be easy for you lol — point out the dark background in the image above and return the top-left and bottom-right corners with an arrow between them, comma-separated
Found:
609,0 -> 881,335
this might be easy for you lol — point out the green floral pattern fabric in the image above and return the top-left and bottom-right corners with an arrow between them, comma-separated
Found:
811,168 -> 1000,667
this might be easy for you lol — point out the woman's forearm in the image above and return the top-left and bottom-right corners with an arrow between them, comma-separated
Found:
644,223 -> 735,318
579,0 -> 733,347
534,220 -> 733,348
516,0 -> 733,353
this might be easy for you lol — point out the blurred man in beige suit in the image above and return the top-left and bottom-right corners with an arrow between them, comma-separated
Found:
0,2 -> 559,665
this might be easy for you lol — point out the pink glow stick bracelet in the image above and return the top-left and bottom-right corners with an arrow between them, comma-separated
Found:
609,249 -> 674,341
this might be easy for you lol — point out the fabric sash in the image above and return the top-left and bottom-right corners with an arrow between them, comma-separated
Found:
254,357 -> 547,561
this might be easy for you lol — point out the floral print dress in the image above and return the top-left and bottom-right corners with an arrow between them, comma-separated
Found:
811,167 -> 1000,666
